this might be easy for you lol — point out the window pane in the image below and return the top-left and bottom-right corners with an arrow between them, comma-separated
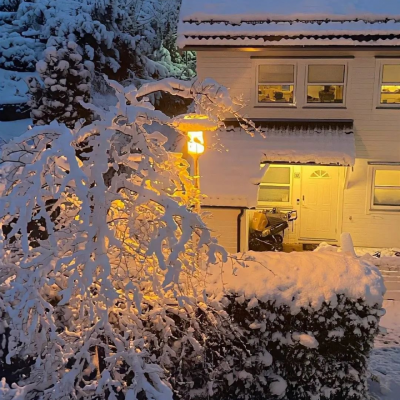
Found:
258,85 -> 294,103
374,188 -> 400,206
380,85 -> 400,104
382,65 -> 400,83
261,167 -> 291,184
308,65 -> 345,83
307,85 -> 344,103
259,65 -> 294,83
375,169 -> 400,187
259,186 -> 291,202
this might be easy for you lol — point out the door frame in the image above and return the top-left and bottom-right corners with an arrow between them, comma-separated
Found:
298,166 -> 345,244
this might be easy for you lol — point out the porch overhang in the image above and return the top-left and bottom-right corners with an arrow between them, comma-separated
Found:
199,119 -> 355,208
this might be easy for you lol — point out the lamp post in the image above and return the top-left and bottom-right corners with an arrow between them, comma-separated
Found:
187,130 -> 205,198
177,114 -> 216,213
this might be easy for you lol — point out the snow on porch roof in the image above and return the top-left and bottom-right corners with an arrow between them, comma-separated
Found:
178,0 -> 400,48
200,119 -> 355,208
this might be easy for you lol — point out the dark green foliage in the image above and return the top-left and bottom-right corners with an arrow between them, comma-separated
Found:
0,0 -> 20,12
224,294 -> 381,400
27,40 -> 92,128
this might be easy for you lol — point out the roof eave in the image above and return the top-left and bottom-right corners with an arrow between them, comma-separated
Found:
180,44 -> 400,51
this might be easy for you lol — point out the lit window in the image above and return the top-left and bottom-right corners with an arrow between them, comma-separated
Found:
307,65 -> 345,104
380,65 -> 400,105
310,170 -> 330,178
258,65 -> 295,104
371,167 -> 400,210
258,166 -> 292,204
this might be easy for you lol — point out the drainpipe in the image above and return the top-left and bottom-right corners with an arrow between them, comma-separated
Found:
237,208 -> 246,253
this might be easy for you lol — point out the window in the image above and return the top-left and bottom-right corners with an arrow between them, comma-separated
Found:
310,170 -> 330,179
257,64 -> 295,104
370,166 -> 400,211
307,64 -> 345,104
379,64 -> 400,105
258,166 -> 292,204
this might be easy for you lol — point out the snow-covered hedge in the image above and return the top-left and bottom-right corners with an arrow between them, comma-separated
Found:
204,251 -> 385,400
0,251 -> 385,400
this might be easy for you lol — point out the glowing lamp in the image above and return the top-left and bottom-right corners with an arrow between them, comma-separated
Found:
187,131 -> 205,155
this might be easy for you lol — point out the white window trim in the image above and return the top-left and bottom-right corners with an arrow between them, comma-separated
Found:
253,59 -> 348,108
255,60 -> 297,108
258,165 -> 293,207
367,165 -> 400,213
375,60 -> 400,109
305,62 -> 348,108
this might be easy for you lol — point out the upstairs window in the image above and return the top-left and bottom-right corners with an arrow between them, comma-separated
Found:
380,64 -> 400,106
257,64 -> 295,104
370,166 -> 400,211
307,64 -> 345,104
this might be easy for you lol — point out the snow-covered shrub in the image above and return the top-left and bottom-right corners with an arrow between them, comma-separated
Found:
0,0 -> 20,12
207,251 -> 385,400
27,41 -> 92,128
0,33 -> 41,71
0,77 -> 253,399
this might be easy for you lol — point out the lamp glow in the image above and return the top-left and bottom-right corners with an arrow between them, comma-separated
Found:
187,131 -> 204,155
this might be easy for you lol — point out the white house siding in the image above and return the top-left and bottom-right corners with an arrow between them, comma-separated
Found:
197,49 -> 400,248
201,207 -> 247,254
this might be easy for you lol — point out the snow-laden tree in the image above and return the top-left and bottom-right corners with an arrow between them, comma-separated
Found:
0,0 -> 20,12
1,0 -> 190,80
26,41 -> 92,128
0,77 -> 255,399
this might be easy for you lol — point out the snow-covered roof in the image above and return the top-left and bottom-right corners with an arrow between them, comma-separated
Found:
178,0 -> 400,48
200,119 -> 355,208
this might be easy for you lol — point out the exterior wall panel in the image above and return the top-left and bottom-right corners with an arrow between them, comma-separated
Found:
201,207 -> 243,254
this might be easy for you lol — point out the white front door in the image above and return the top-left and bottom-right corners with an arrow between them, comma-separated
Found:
300,167 -> 340,241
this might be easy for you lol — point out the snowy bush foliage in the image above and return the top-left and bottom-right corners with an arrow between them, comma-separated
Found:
206,251 -> 385,400
0,77 -> 254,399
26,41 -> 92,128
222,295 -> 381,400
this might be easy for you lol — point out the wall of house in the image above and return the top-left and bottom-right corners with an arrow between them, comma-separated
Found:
201,207 -> 247,254
197,49 -> 400,248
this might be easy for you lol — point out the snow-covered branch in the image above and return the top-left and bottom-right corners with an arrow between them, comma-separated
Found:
0,76 -> 252,399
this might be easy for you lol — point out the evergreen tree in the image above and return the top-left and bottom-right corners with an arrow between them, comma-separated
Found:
27,41 -> 92,128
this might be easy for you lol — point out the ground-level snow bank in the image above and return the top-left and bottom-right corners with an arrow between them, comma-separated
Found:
369,300 -> 400,400
207,251 -> 385,313
205,251 -> 385,400
0,119 -> 32,143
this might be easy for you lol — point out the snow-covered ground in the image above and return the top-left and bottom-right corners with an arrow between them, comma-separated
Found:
370,300 -> 400,400
0,69 -> 38,105
0,119 -> 31,143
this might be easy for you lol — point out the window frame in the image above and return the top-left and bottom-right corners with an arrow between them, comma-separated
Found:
258,164 -> 293,207
253,59 -> 349,109
255,61 -> 297,107
305,62 -> 348,107
376,61 -> 400,109
368,165 -> 400,212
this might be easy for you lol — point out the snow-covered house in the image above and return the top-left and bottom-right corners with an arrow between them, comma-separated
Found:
178,0 -> 400,253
